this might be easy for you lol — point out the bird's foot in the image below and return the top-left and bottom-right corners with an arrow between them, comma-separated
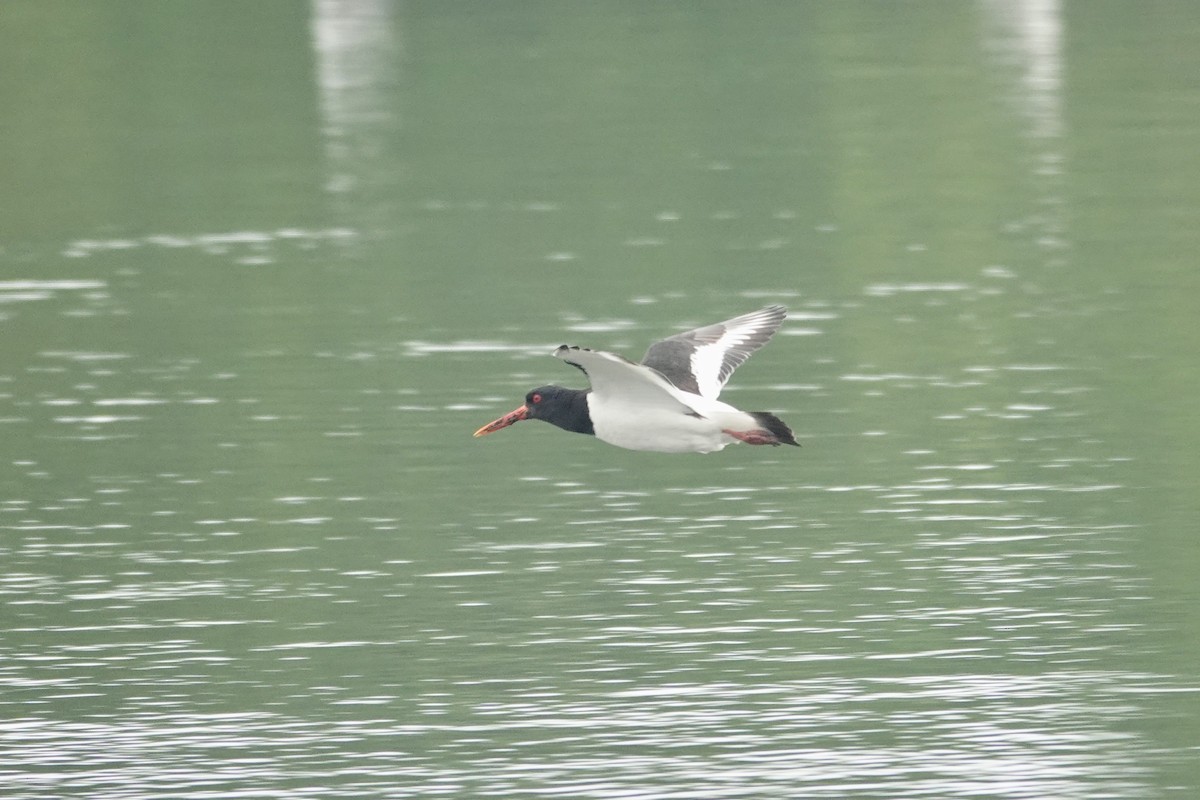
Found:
723,428 -> 781,446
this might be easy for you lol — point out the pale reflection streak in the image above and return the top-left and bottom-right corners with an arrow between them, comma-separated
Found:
980,0 -> 1064,141
61,228 -> 355,264
0,280 -> 107,303
311,0 -> 401,214
979,0 -> 1068,255
0,280 -> 115,324
7,349 -> 214,440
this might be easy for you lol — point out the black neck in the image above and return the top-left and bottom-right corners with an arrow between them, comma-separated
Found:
545,388 -> 594,436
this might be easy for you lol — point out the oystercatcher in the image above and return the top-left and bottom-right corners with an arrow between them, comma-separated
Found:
473,305 -> 799,453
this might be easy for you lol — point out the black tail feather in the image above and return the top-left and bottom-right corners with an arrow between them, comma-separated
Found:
749,411 -> 800,447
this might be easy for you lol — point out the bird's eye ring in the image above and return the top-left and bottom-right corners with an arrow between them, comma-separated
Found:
531,393 -> 542,404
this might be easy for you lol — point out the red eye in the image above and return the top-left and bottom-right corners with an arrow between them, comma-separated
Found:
531,393 -> 542,404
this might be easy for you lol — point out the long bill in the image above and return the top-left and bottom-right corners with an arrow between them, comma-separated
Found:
473,405 -> 529,437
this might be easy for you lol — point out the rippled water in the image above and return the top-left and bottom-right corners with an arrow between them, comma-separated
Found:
4,1 -> 1200,798
1,263 -> 1189,798
0,279 -> 1181,797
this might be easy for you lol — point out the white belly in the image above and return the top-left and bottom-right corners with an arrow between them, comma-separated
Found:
587,395 -> 753,454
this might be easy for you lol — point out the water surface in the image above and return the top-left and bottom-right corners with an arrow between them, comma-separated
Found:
2,2 -> 1198,798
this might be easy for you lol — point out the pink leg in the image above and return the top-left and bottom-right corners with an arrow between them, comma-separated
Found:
723,428 -> 780,446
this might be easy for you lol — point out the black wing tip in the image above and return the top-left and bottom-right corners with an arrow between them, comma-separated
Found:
749,304 -> 788,322
725,305 -> 788,341
554,344 -> 595,376
755,304 -> 789,329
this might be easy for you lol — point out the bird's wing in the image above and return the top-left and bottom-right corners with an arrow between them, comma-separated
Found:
554,345 -> 699,416
640,305 -> 787,399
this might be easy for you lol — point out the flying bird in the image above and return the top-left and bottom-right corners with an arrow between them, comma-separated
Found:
473,305 -> 799,453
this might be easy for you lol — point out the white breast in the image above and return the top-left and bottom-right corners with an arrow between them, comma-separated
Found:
586,392 -> 755,454
555,345 -> 762,453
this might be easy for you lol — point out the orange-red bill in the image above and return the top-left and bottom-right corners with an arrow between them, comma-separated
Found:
473,405 -> 529,437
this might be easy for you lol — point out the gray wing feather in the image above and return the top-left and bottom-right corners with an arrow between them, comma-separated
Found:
641,305 -> 787,397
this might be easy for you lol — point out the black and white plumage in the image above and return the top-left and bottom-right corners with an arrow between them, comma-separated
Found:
641,304 -> 787,399
473,305 -> 799,453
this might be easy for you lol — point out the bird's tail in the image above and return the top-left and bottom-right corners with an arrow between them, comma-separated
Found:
749,411 -> 801,447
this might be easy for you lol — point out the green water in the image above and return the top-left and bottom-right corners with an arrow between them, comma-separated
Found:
2,2 -> 1198,797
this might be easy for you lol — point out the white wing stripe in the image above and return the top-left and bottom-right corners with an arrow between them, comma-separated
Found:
691,339 -> 731,400
688,308 -> 784,399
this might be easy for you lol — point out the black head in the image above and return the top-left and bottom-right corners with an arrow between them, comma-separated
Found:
474,385 -> 593,438
523,385 -> 593,435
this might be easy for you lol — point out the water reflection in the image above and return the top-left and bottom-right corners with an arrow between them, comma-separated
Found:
3,267 -> 1161,795
61,228 -> 356,265
311,0 -> 403,220
980,0 -> 1064,140
0,671 -> 1157,798
0,328 -> 1172,799
6,0 -> 1199,796
980,0 -> 1069,263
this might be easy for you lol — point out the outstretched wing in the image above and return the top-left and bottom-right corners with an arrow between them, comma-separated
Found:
554,345 -> 699,416
640,305 -> 787,399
